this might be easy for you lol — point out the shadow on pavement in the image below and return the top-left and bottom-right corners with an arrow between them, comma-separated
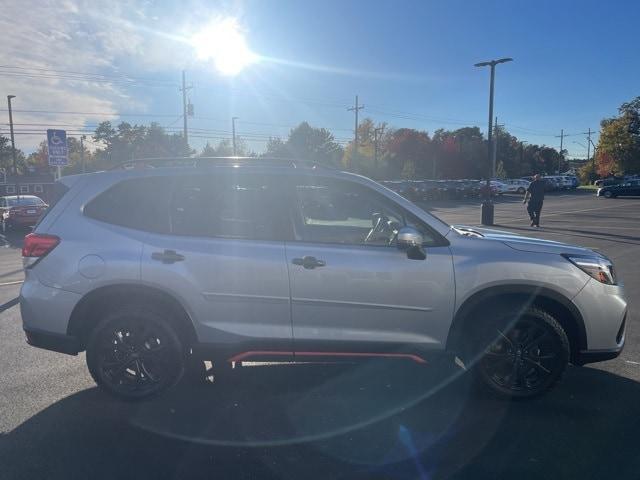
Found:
1,361 -> 639,479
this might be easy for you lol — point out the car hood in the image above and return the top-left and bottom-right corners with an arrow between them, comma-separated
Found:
451,225 -> 594,255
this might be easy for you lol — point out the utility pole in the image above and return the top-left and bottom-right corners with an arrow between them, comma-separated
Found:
347,95 -> 364,171
180,70 -> 193,149
374,126 -> 384,174
586,128 -> 591,169
232,117 -> 239,156
7,95 -> 17,175
80,135 -> 86,173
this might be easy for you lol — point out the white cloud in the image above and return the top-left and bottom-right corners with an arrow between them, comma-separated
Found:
0,0 -> 214,151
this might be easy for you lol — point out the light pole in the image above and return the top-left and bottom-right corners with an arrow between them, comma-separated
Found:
7,95 -> 17,175
474,57 -> 513,225
232,116 -> 239,156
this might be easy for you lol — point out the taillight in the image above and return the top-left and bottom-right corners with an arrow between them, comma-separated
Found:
22,233 -> 60,267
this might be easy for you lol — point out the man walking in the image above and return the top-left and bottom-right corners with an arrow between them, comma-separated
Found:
523,174 -> 545,227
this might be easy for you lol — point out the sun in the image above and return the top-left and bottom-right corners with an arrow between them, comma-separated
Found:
191,18 -> 256,76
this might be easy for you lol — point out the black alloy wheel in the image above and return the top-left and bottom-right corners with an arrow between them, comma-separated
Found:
86,307 -> 185,400
474,308 -> 569,398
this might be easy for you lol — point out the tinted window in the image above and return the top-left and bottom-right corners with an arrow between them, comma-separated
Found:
84,176 -> 171,233
170,175 -> 285,240
291,179 -> 442,246
8,197 -> 44,206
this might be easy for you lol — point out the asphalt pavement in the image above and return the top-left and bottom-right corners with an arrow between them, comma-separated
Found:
1,191 -> 639,480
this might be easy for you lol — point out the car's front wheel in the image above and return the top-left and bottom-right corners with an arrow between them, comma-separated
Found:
86,305 -> 185,400
603,190 -> 614,198
517,187 -> 526,194
466,306 -> 569,399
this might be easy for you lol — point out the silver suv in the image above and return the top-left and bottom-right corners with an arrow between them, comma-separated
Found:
20,159 -> 627,400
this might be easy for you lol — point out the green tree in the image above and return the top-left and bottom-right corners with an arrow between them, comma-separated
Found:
0,134 -> 27,174
263,122 -> 343,167
93,121 -> 192,169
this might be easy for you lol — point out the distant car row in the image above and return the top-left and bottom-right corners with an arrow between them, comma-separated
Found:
594,174 -> 640,187
597,179 -> 640,198
381,175 -> 579,202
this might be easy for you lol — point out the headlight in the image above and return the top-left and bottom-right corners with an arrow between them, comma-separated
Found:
563,254 -> 617,285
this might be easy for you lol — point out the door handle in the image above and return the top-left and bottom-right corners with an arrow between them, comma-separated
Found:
292,256 -> 326,269
151,249 -> 185,264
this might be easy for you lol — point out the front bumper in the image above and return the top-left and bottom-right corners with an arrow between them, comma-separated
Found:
24,327 -> 79,355
575,310 -> 626,365
574,347 -> 623,366
572,278 -> 627,353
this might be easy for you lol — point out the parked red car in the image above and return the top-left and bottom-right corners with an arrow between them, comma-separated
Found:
0,195 -> 48,232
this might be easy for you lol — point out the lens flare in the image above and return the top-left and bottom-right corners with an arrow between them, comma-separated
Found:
191,18 -> 256,76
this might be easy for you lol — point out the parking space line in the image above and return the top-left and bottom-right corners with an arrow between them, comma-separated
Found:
0,280 -> 23,287
0,297 -> 18,313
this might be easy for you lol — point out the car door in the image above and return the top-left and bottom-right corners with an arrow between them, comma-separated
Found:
140,172 -> 293,355
284,176 -> 455,356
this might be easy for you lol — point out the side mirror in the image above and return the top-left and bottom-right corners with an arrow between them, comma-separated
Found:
396,227 -> 426,260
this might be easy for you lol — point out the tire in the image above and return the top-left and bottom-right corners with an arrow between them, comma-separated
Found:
463,304 -> 569,399
517,187 -> 526,194
86,305 -> 185,400
603,191 -> 613,198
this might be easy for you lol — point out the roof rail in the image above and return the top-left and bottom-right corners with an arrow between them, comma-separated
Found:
108,156 -> 338,171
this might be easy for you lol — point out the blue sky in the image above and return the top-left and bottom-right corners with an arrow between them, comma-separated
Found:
3,0 -> 639,157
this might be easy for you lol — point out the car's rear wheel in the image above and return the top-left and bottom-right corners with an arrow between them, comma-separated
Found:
86,306 -> 185,400
465,306 -> 569,399
517,187 -> 526,194
603,190 -> 614,198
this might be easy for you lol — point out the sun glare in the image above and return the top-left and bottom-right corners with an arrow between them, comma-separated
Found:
191,18 -> 256,76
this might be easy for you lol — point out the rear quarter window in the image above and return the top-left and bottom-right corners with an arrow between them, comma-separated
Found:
83,176 -> 171,233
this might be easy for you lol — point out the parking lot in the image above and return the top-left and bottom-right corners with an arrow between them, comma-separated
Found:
0,191 -> 639,480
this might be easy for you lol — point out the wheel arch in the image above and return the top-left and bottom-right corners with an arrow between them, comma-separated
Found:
67,283 -> 198,351
446,285 -> 587,363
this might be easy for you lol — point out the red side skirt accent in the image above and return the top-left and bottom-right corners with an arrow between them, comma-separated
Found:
227,350 -> 427,364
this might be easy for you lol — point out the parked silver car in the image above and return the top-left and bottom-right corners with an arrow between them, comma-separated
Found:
20,159 -> 626,400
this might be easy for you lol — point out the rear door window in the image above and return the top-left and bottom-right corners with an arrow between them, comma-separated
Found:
170,174 -> 288,241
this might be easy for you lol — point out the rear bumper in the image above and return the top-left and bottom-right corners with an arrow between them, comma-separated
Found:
24,327 -> 79,355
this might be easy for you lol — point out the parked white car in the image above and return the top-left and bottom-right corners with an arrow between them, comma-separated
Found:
489,180 -> 509,194
501,179 -> 531,194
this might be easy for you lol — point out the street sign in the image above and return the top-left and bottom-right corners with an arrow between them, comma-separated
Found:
47,129 -> 68,166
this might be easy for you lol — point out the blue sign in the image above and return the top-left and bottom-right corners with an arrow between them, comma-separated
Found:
47,129 -> 68,166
